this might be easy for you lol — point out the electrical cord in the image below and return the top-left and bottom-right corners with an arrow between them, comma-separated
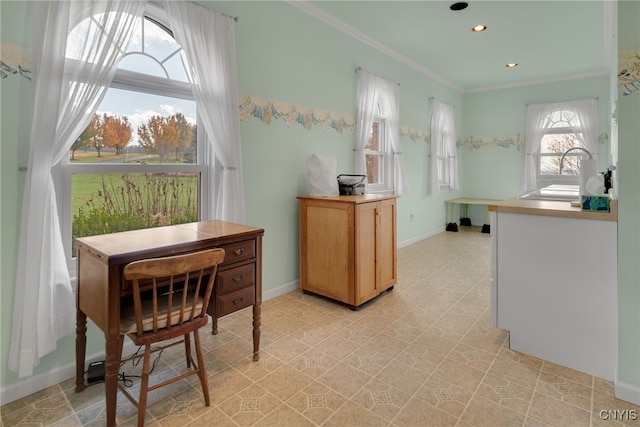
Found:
83,345 -> 165,388
117,345 -> 165,388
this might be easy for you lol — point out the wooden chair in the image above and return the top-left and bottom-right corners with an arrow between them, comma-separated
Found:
118,248 -> 225,426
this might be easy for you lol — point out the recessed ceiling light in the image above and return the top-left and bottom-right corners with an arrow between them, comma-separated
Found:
450,2 -> 469,11
506,63 -> 519,68
472,25 -> 487,32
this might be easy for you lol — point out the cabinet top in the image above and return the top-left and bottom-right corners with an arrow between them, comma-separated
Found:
297,194 -> 396,203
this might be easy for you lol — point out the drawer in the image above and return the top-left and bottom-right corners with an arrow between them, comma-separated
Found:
217,264 -> 255,295
220,240 -> 255,267
215,286 -> 255,317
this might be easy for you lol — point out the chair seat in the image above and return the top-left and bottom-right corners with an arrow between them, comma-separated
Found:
120,292 -> 204,335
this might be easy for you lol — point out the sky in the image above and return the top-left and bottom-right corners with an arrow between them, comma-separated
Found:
92,15 -> 197,147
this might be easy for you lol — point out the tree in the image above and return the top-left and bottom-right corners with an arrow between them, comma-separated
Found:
71,114 -> 100,160
173,113 -> 193,160
137,114 -> 194,161
102,114 -> 132,155
543,134 -> 582,176
90,115 -> 107,157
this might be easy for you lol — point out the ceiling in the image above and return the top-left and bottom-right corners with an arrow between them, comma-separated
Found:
292,1 -> 610,93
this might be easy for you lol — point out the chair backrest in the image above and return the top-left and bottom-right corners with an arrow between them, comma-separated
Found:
123,248 -> 226,336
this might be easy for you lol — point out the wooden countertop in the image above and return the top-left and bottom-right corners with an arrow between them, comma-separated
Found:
488,197 -> 617,222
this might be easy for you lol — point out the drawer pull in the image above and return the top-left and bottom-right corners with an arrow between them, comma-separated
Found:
234,248 -> 245,256
233,275 -> 244,283
233,297 -> 244,305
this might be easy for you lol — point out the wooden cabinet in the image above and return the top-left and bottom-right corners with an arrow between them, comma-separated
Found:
298,195 -> 397,309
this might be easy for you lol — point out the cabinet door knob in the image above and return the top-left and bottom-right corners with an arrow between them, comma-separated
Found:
233,275 -> 244,283
232,297 -> 244,305
234,248 -> 245,256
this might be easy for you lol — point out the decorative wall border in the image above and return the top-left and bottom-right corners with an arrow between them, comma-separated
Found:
0,43 -> 609,149
0,43 -> 32,80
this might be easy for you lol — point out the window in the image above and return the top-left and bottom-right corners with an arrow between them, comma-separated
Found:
364,106 -> 392,191
59,9 -> 207,267
429,99 -> 458,195
523,99 -> 597,192
355,70 -> 407,195
537,109 -> 586,185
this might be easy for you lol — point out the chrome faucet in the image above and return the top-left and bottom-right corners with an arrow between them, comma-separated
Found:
559,147 -> 593,174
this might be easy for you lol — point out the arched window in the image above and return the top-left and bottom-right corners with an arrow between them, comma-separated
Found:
59,5 -> 207,270
538,108 -> 588,183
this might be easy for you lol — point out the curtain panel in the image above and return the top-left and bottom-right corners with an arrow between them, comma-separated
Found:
355,70 -> 408,195
429,99 -> 459,195
165,1 -> 246,224
9,0 -> 146,377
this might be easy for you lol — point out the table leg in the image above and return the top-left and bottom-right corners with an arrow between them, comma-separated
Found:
104,335 -> 121,426
252,302 -> 261,361
75,309 -> 87,392
446,202 -> 459,232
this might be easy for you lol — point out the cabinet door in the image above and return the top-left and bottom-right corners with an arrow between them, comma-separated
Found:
301,200 -> 354,304
378,198 -> 396,291
355,202 -> 378,305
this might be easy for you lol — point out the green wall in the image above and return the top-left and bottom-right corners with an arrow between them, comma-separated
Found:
616,0 -> 640,396
1,0 -> 637,404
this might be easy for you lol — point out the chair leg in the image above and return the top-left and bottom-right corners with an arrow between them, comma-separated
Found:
137,344 -> 152,427
193,329 -> 210,406
184,333 -> 191,368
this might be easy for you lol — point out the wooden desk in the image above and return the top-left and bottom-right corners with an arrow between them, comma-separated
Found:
74,220 -> 264,426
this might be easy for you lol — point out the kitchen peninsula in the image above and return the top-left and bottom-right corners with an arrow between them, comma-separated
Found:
488,197 -> 617,380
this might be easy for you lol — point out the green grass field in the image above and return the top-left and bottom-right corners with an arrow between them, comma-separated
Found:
72,173 -> 198,217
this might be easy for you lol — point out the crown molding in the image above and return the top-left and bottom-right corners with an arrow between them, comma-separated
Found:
287,0 -> 464,93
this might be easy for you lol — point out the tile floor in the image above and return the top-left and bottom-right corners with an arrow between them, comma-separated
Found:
2,227 -> 638,426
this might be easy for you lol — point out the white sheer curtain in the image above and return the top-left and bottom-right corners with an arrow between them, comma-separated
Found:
567,99 -> 599,158
429,99 -> 458,195
165,1 -> 246,223
523,103 -> 554,192
355,70 -> 377,179
355,69 -> 408,195
522,99 -> 598,192
9,0 -> 145,378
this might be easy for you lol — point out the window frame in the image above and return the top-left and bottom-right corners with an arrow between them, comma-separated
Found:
364,114 -> 393,193
536,109 -> 585,187
58,12 -> 208,281
436,127 -> 453,188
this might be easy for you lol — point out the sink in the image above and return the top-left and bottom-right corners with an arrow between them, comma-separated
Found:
518,185 -> 579,202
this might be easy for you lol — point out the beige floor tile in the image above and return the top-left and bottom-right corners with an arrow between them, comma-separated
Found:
286,381 -> 348,425
476,373 -> 534,416
527,391 -> 591,427
316,361 -> 372,398
216,383 -> 283,425
252,402 -> 316,427
460,394 -> 525,427
351,377 -> 412,422
322,399 -> 389,427
488,347 -> 544,390
414,375 -> 474,418
256,364 -> 314,402
432,358 -> 486,393
393,397 -> 458,427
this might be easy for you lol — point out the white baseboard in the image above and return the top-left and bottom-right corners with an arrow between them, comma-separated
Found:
398,227 -> 444,249
0,342 -> 135,406
615,377 -> 640,405
263,279 -> 300,301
